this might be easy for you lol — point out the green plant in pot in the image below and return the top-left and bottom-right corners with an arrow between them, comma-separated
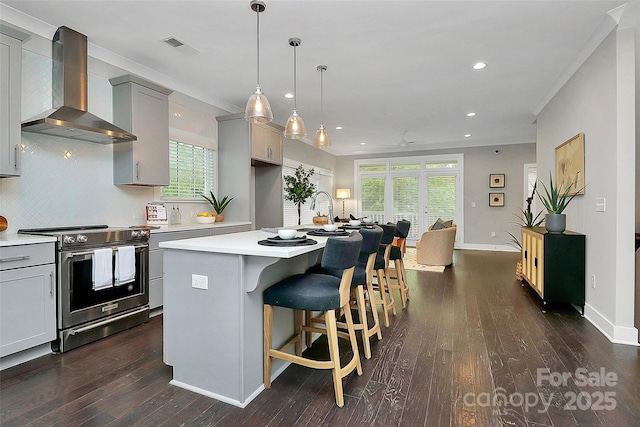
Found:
506,182 -> 543,280
284,165 -> 316,225
538,172 -> 584,233
201,192 -> 234,222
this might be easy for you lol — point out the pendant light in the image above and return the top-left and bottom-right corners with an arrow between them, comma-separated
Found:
245,0 -> 273,123
313,65 -> 331,149
284,37 -> 306,139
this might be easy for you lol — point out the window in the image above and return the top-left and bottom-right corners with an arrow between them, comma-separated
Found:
161,140 -> 217,199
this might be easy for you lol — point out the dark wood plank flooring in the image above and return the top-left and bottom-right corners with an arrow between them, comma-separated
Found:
2,250 -> 639,426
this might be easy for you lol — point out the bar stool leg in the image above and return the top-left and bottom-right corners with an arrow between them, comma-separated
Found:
384,265 -> 397,316
354,285 -> 371,359
365,279 -> 383,340
375,269 -> 391,327
394,259 -> 408,308
342,303 -> 363,376
294,309 -> 303,356
263,304 -> 273,388
325,310 -> 344,407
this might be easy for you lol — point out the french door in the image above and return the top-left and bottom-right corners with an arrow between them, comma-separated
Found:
356,155 -> 463,247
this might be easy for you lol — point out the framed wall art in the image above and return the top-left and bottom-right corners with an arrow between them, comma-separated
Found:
489,193 -> 505,207
489,173 -> 505,188
555,133 -> 585,195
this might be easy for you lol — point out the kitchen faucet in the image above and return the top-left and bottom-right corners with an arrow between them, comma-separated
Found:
310,191 -> 334,224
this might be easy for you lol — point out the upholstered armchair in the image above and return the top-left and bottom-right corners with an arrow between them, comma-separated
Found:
415,225 -> 457,266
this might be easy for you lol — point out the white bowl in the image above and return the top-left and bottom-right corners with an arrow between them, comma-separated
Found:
349,220 -> 361,226
323,224 -> 338,232
362,217 -> 373,223
277,229 -> 297,240
196,216 -> 216,224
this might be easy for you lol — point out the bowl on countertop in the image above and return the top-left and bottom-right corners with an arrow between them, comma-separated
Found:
277,229 -> 297,240
323,224 -> 338,232
196,216 -> 216,224
362,217 -> 373,224
349,220 -> 361,226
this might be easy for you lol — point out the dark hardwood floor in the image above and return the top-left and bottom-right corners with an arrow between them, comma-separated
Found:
2,250 -> 639,426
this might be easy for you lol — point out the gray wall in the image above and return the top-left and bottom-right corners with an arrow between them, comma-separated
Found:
537,15 -> 637,344
334,143 -> 536,247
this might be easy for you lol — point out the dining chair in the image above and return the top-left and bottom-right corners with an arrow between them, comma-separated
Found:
388,219 -> 411,308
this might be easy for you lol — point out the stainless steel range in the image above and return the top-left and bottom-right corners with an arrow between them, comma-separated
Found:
18,225 -> 150,352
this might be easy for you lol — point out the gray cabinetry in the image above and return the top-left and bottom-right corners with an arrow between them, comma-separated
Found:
110,75 -> 172,186
251,122 -> 282,165
149,225 -> 251,310
0,33 -> 22,177
217,114 -> 284,229
0,243 -> 56,357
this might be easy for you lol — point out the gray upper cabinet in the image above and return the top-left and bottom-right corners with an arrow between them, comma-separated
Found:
251,122 -> 282,166
0,33 -> 22,177
110,75 -> 172,186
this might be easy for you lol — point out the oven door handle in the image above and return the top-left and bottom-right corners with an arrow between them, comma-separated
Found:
62,243 -> 148,260
69,306 -> 149,335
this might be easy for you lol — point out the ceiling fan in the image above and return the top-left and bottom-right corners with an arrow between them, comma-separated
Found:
398,131 -> 416,148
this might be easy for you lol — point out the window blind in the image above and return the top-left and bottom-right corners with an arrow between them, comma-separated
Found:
162,140 -> 216,199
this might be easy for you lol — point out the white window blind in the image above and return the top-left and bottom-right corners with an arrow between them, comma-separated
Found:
161,140 -> 216,199
283,161 -> 333,226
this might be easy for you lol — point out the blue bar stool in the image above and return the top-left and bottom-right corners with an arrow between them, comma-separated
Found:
306,226 -> 384,359
389,220 -> 411,308
374,223 -> 397,327
263,232 -> 363,407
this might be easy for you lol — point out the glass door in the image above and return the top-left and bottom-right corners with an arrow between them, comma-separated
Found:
392,175 -> 420,242
424,172 -> 458,243
360,175 -> 386,223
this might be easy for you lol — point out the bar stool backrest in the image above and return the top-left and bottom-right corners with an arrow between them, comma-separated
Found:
395,220 -> 411,239
379,224 -> 397,246
358,225 -> 383,260
320,232 -> 363,277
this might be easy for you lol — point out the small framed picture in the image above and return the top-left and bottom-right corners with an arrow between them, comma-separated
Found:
489,193 -> 505,207
489,173 -> 505,188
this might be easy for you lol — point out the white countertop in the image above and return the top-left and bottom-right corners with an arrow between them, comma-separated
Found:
0,233 -> 58,247
159,229 -> 331,258
149,221 -> 251,234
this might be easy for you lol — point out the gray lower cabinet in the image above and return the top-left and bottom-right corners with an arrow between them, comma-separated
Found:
110,75 -> 172,186
0,33 -> 22,177
149,225 -> 250,309
0,243 -> 56,357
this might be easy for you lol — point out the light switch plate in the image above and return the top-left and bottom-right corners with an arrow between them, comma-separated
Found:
595,197 -> 605,212
192,274 -> 208,290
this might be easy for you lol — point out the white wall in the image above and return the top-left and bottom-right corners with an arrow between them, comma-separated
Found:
536,9 -> 638,344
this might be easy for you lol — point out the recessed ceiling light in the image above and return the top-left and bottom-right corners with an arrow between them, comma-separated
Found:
472,62 -> 487,70
467,112 -> 476,117
335,126 -> 343,130
284,93 -> 294,99
360,142 -> 366,145
464,134 -> 472,138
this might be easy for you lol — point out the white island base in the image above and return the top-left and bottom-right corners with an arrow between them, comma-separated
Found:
161,230 -> 328,407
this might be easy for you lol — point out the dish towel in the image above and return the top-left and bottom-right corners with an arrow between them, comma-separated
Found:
115,246 -> 136,286
93,248 -> 113,290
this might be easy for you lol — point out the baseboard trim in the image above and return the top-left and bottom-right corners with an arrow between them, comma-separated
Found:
457,243 -> 519,252
584,303 -> 639,346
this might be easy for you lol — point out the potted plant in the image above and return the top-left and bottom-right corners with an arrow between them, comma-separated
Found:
506,183 -> 543,280
284,165 -> 316,225
538,172 -> 584,233
201,192 -> 234,222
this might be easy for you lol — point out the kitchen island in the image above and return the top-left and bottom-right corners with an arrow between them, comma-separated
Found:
160,229 -> 330,407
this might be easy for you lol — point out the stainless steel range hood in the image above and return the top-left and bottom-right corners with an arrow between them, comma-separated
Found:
21,26 -> 136,144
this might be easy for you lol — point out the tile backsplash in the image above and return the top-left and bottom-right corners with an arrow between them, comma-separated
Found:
0,50 -> 154,233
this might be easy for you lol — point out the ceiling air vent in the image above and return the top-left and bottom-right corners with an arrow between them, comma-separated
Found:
161,36 -> 198,54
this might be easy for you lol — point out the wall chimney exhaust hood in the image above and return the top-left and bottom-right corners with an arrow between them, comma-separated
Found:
21,26 -> 136,144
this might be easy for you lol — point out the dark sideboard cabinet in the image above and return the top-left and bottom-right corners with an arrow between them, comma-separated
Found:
521,227 -> 586,314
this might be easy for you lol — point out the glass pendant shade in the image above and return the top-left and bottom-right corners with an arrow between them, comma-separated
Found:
245,1 -> 272,124
313,125 -> 331,149
284,109 -> 306,139
314,65 -> 330,149
245,85 -> 273,123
